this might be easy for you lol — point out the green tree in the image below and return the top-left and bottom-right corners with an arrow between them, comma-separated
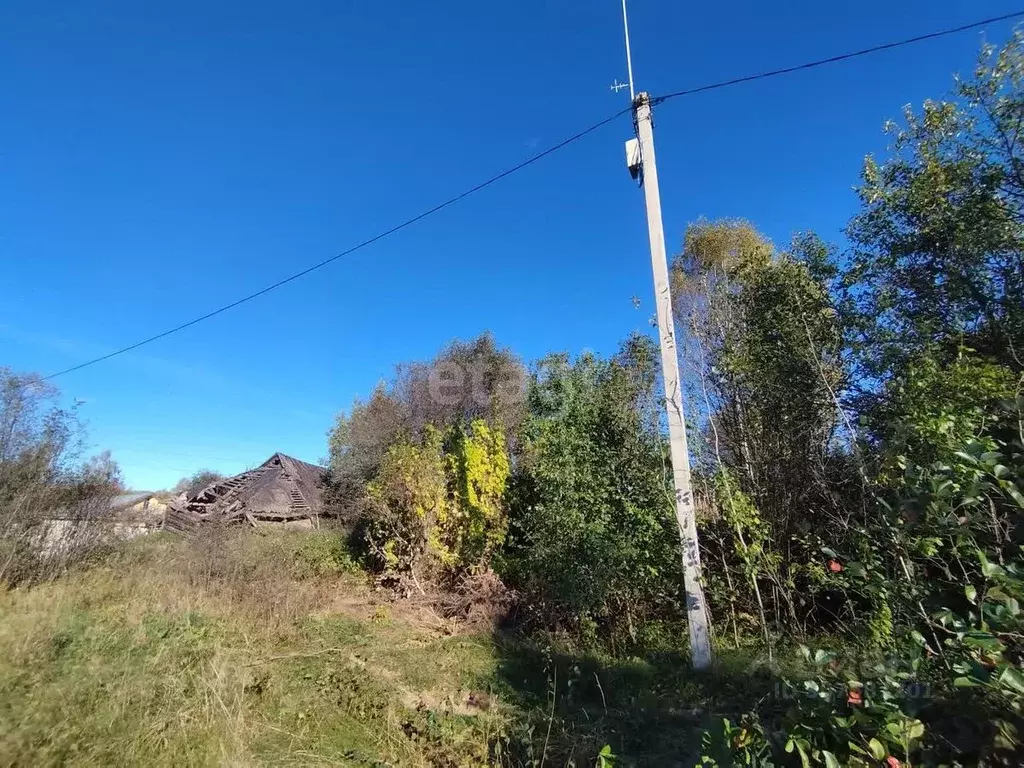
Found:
501,337 -> 685,646
671,220 -> 850,636
846,30 -> 1024,443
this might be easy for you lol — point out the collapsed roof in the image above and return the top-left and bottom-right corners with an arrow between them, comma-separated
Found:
165,453 -> 327,532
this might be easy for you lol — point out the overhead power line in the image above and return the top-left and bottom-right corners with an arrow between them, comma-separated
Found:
43,10 -> 1024,380
655,11 -> 1024,104
43,106 -> 632,380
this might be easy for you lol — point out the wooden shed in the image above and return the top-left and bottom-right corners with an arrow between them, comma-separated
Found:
164,453 -> 328,532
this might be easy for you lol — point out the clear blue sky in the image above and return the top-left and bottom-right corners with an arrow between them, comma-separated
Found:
2,1 -> 1019,490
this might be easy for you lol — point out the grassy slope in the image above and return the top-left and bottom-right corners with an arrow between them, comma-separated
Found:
0,532 -> 769,767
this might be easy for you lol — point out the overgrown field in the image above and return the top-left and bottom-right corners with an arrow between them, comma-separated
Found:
0,530 -> 772,767
9,29 -> 1024,767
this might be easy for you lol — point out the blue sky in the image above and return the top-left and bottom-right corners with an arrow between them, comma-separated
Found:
2,1 -> 1019,490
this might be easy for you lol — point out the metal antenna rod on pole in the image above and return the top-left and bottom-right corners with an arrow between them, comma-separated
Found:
619,3 -> 713,670
620,0 -> 636,100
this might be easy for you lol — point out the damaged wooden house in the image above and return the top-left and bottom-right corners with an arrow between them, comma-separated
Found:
165,453 -> 328,532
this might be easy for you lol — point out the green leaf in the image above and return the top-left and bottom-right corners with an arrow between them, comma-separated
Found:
981,552 -> 1007,578
868,738 -> 886,760
597,743 -> 616,767
962,632 -> 1004,653
954,675 -> 982,687
848,742 -> 871,758
1007,485 -> 1024,509
795,739 -> 811,768
966,584 -> 978,603
822,750 -> 841,768
988,587 -> 1009,601
996,665 -> 1024,695
885,721 -> 905,741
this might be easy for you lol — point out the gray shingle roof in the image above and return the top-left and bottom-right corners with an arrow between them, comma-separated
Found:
168,453 -> 328,527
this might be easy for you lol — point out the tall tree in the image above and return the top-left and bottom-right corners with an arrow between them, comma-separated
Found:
842,32 -> 1024,474
846,32 -> 1024,388
671,221 -> 849,633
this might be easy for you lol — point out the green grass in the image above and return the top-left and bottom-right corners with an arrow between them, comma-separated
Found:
0,531 -> 774,766
0,532 -> 503,766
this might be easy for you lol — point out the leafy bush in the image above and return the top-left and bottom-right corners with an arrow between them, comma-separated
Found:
293,531 -> 361,578
699,413 -> 1024,765
326,333 -> 525,514
445,419 -> 510,567
362,426 -> 451,576
869,351 -> 1016,482
359,420 -> 511,583
500,339 -> 686,646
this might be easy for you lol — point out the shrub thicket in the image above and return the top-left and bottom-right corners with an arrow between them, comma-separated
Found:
0,368 -> 123,586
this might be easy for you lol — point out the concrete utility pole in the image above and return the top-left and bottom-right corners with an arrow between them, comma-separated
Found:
618,0 -> 712,671
633,92 -> 712,670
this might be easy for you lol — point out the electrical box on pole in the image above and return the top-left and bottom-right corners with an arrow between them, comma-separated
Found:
624,138 -> 641,180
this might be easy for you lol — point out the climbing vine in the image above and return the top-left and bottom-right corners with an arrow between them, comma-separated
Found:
361,420 -> 510,582
447,420 -> 511,569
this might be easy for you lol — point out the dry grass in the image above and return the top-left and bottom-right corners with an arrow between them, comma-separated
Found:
0,529 -> 725,766
0,530 -> 508,767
